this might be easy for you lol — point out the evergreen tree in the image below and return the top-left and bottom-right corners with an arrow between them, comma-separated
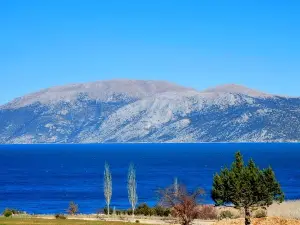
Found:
212,152 -> 284,225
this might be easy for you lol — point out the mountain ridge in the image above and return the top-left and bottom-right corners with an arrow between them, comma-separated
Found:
1,79 -> 299,144
0,80 -> 280,109
1,79 -> 194,110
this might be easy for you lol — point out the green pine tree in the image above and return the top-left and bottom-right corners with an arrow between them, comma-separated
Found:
212,152 -> 284,225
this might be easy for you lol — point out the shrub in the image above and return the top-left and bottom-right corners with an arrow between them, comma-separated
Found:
55,214 -> 67,219
10,209 -> 24,215
2,208 -> 24,217
198,205 -> 218,220
103,207 -> 113,215
163,208 -> 171,217
3,209 -> 13,217
153,205 -> 170,217
102,204 -> 171,217
218,210 -> 235,220
136,203 -> 152,216
67,201 -> 79,215
135,220 -> 140,223
253,209 -> 267,218
127,209 -> 133,215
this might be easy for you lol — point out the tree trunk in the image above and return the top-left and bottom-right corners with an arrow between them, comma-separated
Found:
107,204 -> 110,215
182,220 -> 191,225
182,216 -> 191,225
245,207 -> 251,225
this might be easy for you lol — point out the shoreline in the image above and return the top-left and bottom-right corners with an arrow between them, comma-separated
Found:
1,142 -> 300,145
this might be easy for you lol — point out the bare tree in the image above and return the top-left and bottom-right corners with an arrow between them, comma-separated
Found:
174,177 -> 179,197
104,162 -> 112,215
127,163 -> 138,216
159,184 -> 205,225
67,201 -> 79,215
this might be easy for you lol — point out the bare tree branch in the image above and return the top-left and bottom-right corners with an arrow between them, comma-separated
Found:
158,184 -> 205,225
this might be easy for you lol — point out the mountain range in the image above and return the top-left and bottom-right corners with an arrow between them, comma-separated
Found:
1,79 -> 299,144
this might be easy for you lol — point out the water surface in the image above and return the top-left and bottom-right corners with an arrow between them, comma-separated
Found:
0,143 -> 299,214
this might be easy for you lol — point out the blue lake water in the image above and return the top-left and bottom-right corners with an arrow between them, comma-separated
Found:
0,143 -> 299,214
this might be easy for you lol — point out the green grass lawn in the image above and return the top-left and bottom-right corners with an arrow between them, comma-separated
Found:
0,218 -> 144,225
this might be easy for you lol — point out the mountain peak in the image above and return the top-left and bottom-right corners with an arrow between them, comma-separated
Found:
2,79 -> 193,109
203,84 -> 272,98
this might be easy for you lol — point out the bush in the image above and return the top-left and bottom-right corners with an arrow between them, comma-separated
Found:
198,205 -> 218,220
152,205 -> 171,217
101,204 -> 171,217
103,207 -> 113,215
163,208 -> 171,217
121,204 -> 171,217
218,210 -> 235,220
55,214 -> 67,219
11,209 -> 24,214
136,203 -> 152,216
3,209 -> 13,217
135,220 -> 140,223
253,209 -> 267,218
127,209 -> 133,215
2,208 -> 24,217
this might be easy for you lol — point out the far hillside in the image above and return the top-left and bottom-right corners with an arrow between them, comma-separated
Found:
1,79 -> 300,143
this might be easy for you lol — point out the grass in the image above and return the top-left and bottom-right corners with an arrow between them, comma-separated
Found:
214,200 -> 300,220
212,200 -> 300,225
268,200 -> 300,219
1,200 -> 300,225
0,217 -> 144,225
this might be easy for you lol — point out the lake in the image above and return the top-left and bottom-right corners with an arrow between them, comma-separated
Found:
0,143 -> 299,214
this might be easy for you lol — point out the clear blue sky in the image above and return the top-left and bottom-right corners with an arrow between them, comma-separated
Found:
1,0 -> 300,104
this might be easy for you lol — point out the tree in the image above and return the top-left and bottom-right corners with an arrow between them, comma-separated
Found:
174,177 -> 179,197
212,151 -> 284,225
128,163 -> 138,216
104,162 -> 112,215
67,201 -> 79,215
159,184 -> 205,225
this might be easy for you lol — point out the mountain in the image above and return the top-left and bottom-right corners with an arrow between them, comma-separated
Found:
1,79 -> 300,143
202,84 -> 273,98
1,80 -> 192,110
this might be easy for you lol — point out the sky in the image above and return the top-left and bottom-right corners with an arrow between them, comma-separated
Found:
1,0 -> 300,104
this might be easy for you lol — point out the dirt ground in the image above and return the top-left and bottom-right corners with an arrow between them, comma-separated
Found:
213,217 -> 300,225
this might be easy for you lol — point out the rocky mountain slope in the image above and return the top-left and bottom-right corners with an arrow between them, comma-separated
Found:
1,79 -> 300,143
